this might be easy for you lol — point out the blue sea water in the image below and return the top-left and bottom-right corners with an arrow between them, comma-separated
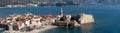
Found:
0,6 -> 120,33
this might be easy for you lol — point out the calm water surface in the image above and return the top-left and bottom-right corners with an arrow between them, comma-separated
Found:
0,6 -> 120,33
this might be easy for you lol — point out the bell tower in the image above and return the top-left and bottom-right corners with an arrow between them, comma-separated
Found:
60,8 -> 63,17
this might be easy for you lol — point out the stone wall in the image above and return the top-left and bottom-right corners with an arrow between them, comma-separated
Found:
79,13 -> 94,24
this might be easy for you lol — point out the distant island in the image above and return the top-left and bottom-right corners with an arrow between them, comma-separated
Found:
0,0 -> 120,7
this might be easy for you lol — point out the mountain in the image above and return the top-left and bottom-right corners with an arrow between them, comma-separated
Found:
0,0 -> 34,7
0,0 -> 120,7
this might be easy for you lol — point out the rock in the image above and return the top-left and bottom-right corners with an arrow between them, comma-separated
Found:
74,20 -> 80,27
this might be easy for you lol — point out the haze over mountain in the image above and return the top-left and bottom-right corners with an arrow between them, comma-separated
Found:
0,0 -> 120,7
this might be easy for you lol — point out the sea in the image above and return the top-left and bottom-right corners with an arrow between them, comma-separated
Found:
0,5 -> 120,33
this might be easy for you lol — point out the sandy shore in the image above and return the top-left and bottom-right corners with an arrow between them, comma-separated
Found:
4,25 -> 58,33
38,25 -> 58,33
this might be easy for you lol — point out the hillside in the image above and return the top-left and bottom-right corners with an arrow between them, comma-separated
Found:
0,0 -> 120,7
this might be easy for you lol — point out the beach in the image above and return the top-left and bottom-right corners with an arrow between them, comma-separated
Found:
4,25 -> 57,33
